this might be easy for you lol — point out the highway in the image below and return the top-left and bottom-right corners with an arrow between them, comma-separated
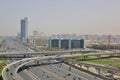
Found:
2,37 -> 35,80
4,37 -> 30,52
0,48 -> 120,58
2,55 -> 108,80
18,60 -> 103,80
1,37 -> 120,80
3,55 -> 111,80
64,59 -> 120,73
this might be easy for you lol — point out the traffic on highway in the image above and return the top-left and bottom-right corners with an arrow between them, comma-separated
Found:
1,37 -> 120,80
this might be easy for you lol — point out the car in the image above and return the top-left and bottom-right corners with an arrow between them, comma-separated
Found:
73,76 -> 76,80
63,76 -> 66,78
14,64 -> 16,67
13,77 -> 15,80
67,73 -> 71,76
6,68 -> 9,72
10,73 -> 13,75
47,75 -> 50,78
78,77 -> 81,80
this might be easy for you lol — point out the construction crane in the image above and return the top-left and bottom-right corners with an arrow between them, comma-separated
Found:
108,34 -> 111,50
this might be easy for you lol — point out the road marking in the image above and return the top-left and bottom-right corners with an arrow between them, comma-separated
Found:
15,73 -> 24,80
40,67 -> 67,80
24,70 -> 37,80
51,64 -> 90,80
28,70 -> 41,80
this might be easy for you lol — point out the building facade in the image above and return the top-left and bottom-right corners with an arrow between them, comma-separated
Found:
48,38 -> 84,49
21,17 -> 28,42
61,39 -> 69,49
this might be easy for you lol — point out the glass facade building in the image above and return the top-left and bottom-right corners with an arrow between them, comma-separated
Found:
61,39 -> 69,49
51,39 -> 59,48
49,38 -> 84,49
21,17 -> 28,42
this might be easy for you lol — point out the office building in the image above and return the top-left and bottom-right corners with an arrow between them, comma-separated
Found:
20,17 -> 28,42
61,39 -> 69,49
48,38 -> 84,50
80,39 -> 84,48
71,40 -> 81,49
51,39 -> 59,48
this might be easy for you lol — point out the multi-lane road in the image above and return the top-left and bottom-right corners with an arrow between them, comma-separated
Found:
1,37 -> 120,80
4,37 -> 29,52
27,61 -> 103,80
4,58 -> 104,80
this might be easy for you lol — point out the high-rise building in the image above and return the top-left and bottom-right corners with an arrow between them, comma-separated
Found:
20,17 -> 28,42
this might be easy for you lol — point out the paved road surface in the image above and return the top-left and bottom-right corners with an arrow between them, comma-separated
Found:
19,60 -> 103,80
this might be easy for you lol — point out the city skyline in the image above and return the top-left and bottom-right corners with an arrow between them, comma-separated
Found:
0,0 -> 120,36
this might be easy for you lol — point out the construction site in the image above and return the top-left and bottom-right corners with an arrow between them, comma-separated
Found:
87,34 -> 120,50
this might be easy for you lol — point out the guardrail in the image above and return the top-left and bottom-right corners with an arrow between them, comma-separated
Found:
15,60 -> 34,80
2,56 -> 57,80
2,57 -> 39,80
64,59 -> 120,73
2,53 -> 120,80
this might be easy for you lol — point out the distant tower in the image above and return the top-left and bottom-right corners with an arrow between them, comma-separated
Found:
20,17 -> 28,42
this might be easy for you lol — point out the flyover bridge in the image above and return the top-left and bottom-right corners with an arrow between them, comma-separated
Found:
2,53 -> 120,80
0,50 -> 120,58
64,59 -> 120,73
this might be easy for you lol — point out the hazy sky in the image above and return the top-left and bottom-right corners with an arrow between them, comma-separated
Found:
0,0 -> 120,36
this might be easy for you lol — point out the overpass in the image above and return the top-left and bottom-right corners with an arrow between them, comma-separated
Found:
2,53 -> 120,80
0,49 -> 97,55
64,59 -> 120,73
0,51 -> 120,57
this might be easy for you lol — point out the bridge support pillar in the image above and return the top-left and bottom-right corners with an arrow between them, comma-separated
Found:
23,55 -> 26,58
83,56 -> 88,60
110,54 -> 114,57
97,54 -> 101,59
37,61 -> 39,65
110,73 -> 114,80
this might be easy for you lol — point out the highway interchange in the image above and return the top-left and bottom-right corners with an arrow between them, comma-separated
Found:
1,37 -> 120,80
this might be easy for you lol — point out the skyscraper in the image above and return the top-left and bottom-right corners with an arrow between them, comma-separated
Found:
20,17 -> 28,42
